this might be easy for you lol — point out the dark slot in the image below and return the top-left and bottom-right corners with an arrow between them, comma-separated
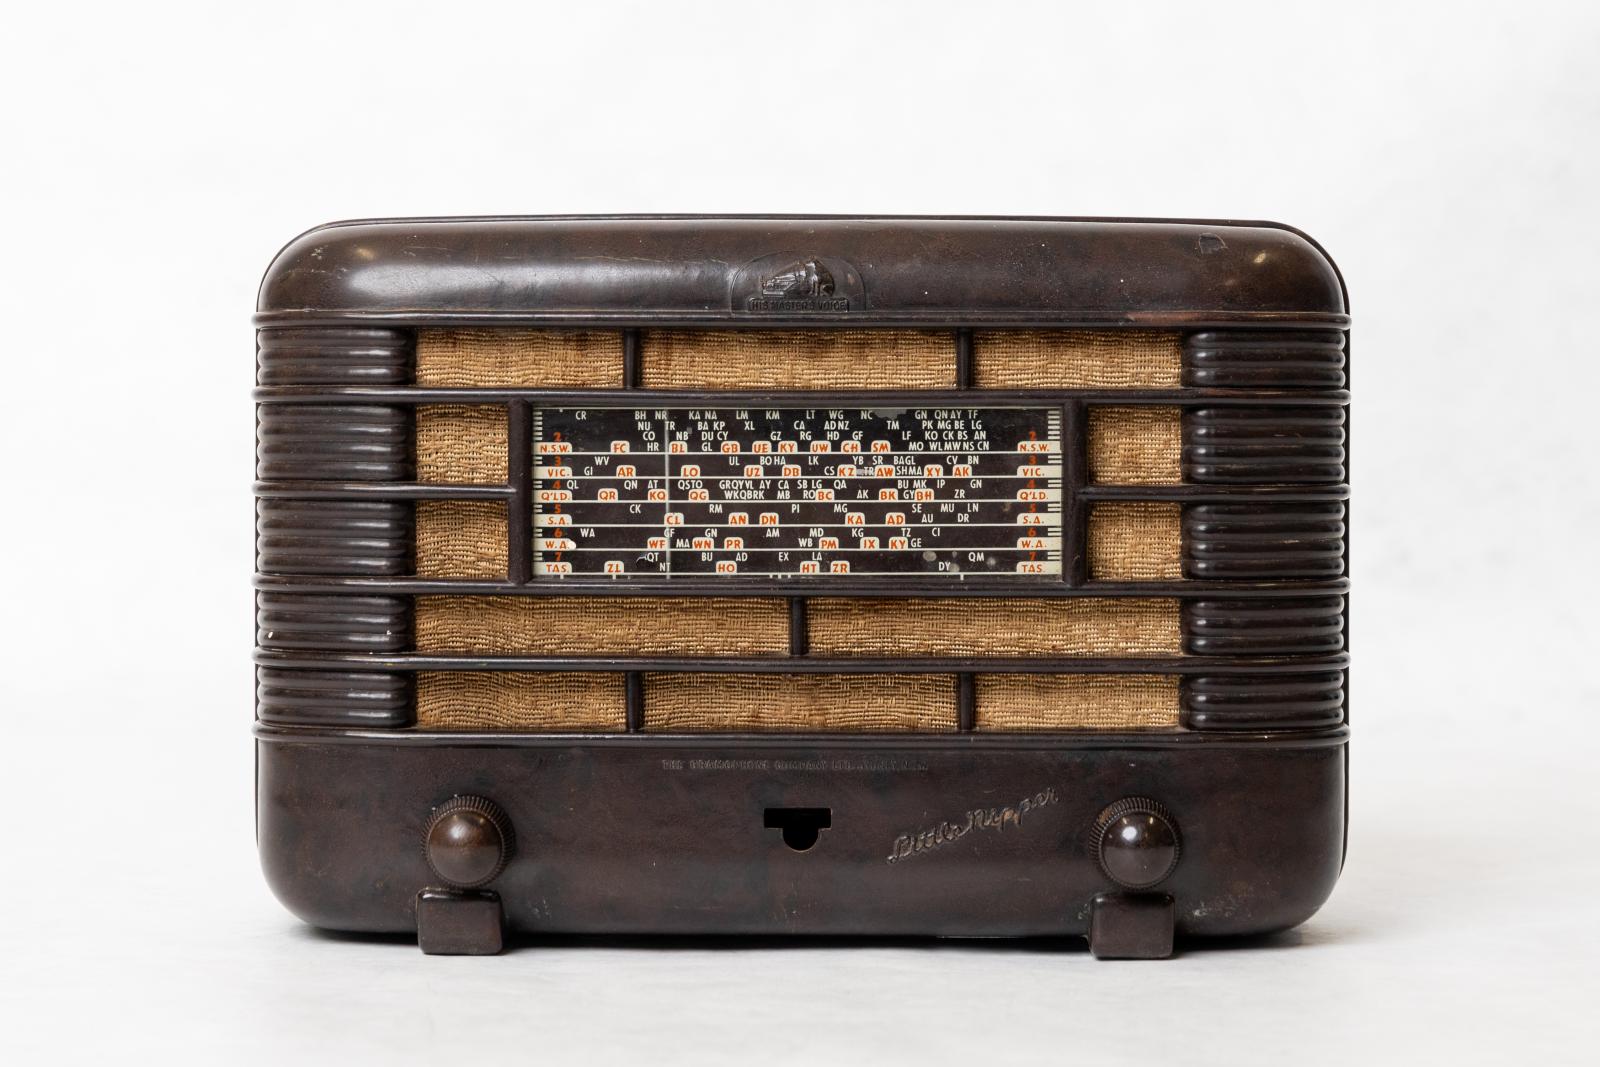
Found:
764,807 -> 832,852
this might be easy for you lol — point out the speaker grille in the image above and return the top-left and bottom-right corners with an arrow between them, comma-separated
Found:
644,674 -> 957,732
974,674 -> 1179,730
415,501 -> 506,578
416,672 -> 626,730
1087,502 -> 1182,580
639,330 -> 956,389
416,405 -> 508,484
807,597 -> 1179,656
384,327 -> 1328,735
1088,407 -> 1181,484
416,597 -> 790,654
416,329 -> 623,386
971,331 -> 1181,388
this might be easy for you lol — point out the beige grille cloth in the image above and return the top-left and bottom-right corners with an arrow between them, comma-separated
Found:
972,331 -> 1181,389
416,329 -> 624,387
410,328 -> 1188,731
1087,502 -> 1182,580
416,672 -> 626,730
1088,407 -> 1182,485
808,598 -> 1179,656
417,405 -> 508,484
416,597 -> 789,654
975,674 -> 1180,730
415,501 -> 507,578
644,674 -> 958,732
639,330 -> 955,389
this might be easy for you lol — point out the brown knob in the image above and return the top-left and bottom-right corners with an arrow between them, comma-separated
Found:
423,796 -> 513,889
1092,798 -> 1180,890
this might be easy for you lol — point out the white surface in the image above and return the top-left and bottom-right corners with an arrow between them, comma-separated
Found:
2,1 -> 1598,1062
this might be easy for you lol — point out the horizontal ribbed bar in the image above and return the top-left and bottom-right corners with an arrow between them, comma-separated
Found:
1183,330 -> 1346,389
1082,484 -> 1349,502
256,500 -> 412,576
254,385 -> 1350,407
256,326 -> 413,386
1182,671 -> 1345,730
256,667 -> 414,728
1183,406 -> 1347,484
1183,596 -> 1345,656
255,721 -> 1351,749
255,649 -> 1349,675
257,592 -> 412,653
254,574 -> 1350,597
254,480 -> 513,500
1184,502 -> 1346,580
256,404 -> 413,481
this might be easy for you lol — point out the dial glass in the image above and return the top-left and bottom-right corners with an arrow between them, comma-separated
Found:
533,406 -> 1062,578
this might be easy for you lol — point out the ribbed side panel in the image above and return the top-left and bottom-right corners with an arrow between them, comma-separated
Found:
1182,672 -> 1346,730
1183,596 -> 1345,656
256,667 -> 414,728
256,500 -> 412,576
257,592 -> 412,653
1179,323 -> 1349,733
1183,406 -> 1346,484
1182,330 -> 1346,389
256,326 -> 413,385
256,327 -> 416,730
1183,503 -> 1346,580
256,405 -> 413,481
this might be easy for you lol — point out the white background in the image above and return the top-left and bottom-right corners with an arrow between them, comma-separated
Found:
2,1 -> 1596,1062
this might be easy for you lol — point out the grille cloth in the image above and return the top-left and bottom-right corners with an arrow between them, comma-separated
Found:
639,330 -> 955,389
1087,502 -> 1183,580
1088,407 -> 1182,485
971,331 -> 1182,388
416,672 -> 625,730
413,672 -> 1180,731
416,405 -> 508,484
975,674 -> 1180,730
415,329 -> 623,386
644,673 -> 957,732
416,596 -> 789,654
409,328 -> 1188,731
807,598 -> 1179,656
415,501 -> 507,578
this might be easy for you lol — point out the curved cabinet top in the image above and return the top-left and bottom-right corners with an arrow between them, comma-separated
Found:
258,215 -> 1345,327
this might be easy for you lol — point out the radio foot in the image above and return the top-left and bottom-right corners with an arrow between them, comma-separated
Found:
1088,892 -> 1174,959
416,888 -> 504,955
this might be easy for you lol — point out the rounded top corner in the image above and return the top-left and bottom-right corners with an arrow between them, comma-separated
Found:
257,219 -> 399,314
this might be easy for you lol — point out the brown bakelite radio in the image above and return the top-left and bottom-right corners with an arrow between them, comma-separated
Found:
255,216 -> 1349,957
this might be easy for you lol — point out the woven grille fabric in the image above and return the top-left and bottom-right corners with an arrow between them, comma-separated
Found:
639,330 -> 955,389
975,674 -> 1180,730
971,331 -> 1181,388
1088,406 -> 1182,485
644,673 -> 958,732
1087,502 -> 1182,580
416,329 -> 624,387
416,672 -> 626,730
807,597 -> 1180,656
416,597 -> 790,654
416,405 -> 508,484
415,501 -> 506,578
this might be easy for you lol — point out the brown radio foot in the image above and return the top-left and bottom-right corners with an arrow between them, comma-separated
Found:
1088,892 -> 1175,959
416,888 -> 505,955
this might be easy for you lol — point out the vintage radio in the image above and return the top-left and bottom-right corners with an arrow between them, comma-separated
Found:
255,215 -> 1349,957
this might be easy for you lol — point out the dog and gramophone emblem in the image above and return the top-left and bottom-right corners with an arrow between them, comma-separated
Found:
739,253 -> 857,312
